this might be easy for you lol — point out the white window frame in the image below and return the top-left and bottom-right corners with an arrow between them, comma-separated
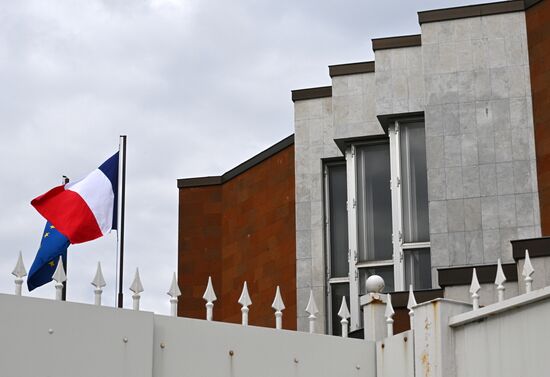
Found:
323,162 -> 350,335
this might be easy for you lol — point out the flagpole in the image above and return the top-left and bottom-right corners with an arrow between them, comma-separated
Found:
61,175 -> 70,301
117,135 -> 127,308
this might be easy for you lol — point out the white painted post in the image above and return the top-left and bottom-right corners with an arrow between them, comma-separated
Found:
271,286 -> 285,330
12,251 -> 27,296
385,293 -> 395,337
470,268 -> 480,310
238,281 -> 252,326
523,249 -> 535,293
129,268 -> 144,311
167,272 -> 181,317
52,256 -> 66,301
337,297 -> 350,338
495,258 -> 507,302
305,290 -> 319,334
202,276 -> 217,321
91,262 -> 106,306
407,284 -> 417,330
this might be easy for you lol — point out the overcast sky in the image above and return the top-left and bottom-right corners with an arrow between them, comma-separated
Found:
0,0 -> 498,315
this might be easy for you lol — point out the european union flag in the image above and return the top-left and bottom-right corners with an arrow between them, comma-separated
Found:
27,221 -> 70,291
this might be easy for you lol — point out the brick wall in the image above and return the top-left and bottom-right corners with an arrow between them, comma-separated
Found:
527,0 -> 550,235
178,144 -> 297,330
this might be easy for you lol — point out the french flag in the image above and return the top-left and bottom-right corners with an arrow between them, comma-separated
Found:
31,153 -> 119,244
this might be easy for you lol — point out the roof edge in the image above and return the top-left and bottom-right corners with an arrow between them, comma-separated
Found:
372,34 -> 422,51
438,262 -> 518,287
418,0 -> 525,24
291,86 -> 332,102
177,135 -> 294,188
329,61 -> 375,77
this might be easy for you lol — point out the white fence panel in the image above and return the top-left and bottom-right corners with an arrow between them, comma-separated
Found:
0,293 -> 154,377
376,330 -> 414,377
153,315 -> 375,377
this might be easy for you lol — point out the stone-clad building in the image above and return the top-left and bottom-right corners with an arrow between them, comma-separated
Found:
177,0 -> 550,335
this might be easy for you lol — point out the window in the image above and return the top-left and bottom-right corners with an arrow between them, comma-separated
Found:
324,162 -> 350,336
324,119 -> 431,332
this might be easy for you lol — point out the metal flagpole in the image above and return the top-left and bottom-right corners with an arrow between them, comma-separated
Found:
117,135 -> 127,308
61,175 -> 70,301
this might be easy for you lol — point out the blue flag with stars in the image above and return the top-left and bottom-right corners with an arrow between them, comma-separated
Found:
27,221 -> 70,291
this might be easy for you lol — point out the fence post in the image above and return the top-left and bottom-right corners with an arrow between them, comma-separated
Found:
52,256 -> 66,301
523,249 -> 534,293
130,268 -> 144,311
407,285 -> 417,330
470,268 -> 480,310
495,258 -> 506,302
238,281 -> 252,326
202,276 -> 217,321
167,272 -> 181,317
91,261 -> 106,306
271,286 -> 285,330
385,293 -> 395,337
338,297 -> 350,338
305,290 -> 318,334
12,251 -> 27,296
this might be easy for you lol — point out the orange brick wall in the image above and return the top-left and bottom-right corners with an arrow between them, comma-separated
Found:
178,145 -> 297,330
527,0 -> 550,235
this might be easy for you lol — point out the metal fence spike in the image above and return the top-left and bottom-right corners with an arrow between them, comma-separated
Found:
495,258 -> 506,302
91,262 -> 106,306
238,281 -> 252,326
305,290 -> 318,333
52,256 -> 66,301
272,286 -> 285,330
385,293 -> 395,337
523,249 -> 534,293
130,268 -> 143,310
407,285 -> 417,330
202,276 -> 217,321
12,251 -> 27,296
470,268 -> 480,310
337,297 -> 350,338
167,272 -> 181,317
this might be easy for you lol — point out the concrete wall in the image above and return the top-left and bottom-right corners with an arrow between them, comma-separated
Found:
294,10 -> 541,332
421,12 -> 541,284
0,293 -> 375,377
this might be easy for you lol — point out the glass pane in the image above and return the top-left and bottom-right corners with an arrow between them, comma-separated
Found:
400,123 -> 430,243
356,143 -> 393,262
404,248 -> 432,289
328,164 -> 349,278
359,266 -> 394,295
330,283 -> 349,336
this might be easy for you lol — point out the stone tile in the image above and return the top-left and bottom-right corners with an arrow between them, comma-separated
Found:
508,65 -> 526,98
465,231 -> 484,264
295,145 -> 310,175
296,230 -> 312,260
479,164 -> 497,196
477,133 -> 496,165
481,196 -> 499,230
439,42 -> 459,74
295,173 -> 311,203
449,232 -> 466,266
533,191 -> 541,226
474,69 -> 491,100
429,201 -> 448,234
456,40 -> 474,72
462,166 -> 480,198
498,194 -> 517,228
296,258 -> 312,288
311,255 -> 325,287
487,38 -> 506,69
296,202 -> 311,231
496,162 -> 514,195
439,73 -> 459,105
494,130 -> 512,163
491,99 -> 511,130
310,201 -> 324,229
390,49 -> 407,70
472,39 -> 489,70
499,227 -> 517,262
476,100 -> 493,133
459,102 -> 476,134
490,67 -> 509,99
310,227 -> 324,262
513,160 -> 533,194
428,168 -> 446,201
461,133 -> 478,166
425,105 -> 444,137
426,136 -> 444,168
510,98 -> 528,129
464,198 -> 482,231
294,119 -> 310,145
297,287 -> 312,319
422,44 -> 440,74
511,127 -> 531,161
517,226 -> 536,240
447,199 -> 465,232
442,103 -> 460,136
430,233 -> 450,267
516,193 -> 535,227
446,167 -> 463,199
444,135 -> 462,167
407,47 -> 423,74
439,21 -> 457,43
483,228 -> 500,263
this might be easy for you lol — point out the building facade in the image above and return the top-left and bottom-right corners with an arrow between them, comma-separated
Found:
178,0 -> 550,335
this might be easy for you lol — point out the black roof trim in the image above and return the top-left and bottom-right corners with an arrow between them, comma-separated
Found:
438,263 -> 518,287
291,86 -> 332,102
418,0 -> 526,24
329,61 -> 375,77
377,111 -> 425,134
177,134 -> 294,188
372,34 -> 422,51
512,236 -> 550,260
